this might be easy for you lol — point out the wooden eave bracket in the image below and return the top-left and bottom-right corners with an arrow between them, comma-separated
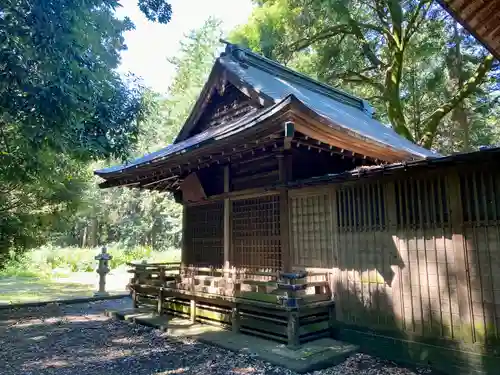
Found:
283,121 -> 295,150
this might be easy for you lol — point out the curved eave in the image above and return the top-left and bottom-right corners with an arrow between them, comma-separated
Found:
95,95 -> 438,190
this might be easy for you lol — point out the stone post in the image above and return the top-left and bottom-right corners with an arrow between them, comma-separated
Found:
94,246 -> 112,297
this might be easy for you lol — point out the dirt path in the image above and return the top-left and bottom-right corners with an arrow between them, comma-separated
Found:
0,298 -> 434,375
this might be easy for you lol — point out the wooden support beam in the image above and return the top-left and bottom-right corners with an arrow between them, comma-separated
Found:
224,165 -> 231,277
181,205 -> 188,269
278,150 -> 292,272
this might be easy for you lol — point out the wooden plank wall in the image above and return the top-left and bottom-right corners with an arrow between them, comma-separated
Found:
289,167 -> 500,352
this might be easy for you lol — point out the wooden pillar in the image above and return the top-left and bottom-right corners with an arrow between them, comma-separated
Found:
190,299 -> 196,323
181,204 -> 188,269
224,165 -> 231,277
447,170 -> 473,342
287,311 -> 300,349
278,151 -> 292,272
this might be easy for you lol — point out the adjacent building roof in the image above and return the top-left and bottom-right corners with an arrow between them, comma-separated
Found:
96,43 -> 438,180
438,0 -> 500,59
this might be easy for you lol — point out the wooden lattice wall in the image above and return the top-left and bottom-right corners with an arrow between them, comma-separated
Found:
232,194 -> 281,271
460,169 -> 500,343
290,168 -> 500,348
184,202 -> 224,267
334,179 -> 401,328
290,189 -> 335,268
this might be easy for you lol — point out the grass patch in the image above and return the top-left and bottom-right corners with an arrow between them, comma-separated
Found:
0,244 -> 180,304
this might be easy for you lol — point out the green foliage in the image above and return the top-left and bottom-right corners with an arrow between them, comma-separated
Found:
43,19 -> 224,256
0,244 -> 180,278
0,0 -> 173,261
0,0 -> 145,162
231,0 -> 499,152
138,0 -> 173,24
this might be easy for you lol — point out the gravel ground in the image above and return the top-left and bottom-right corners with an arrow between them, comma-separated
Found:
0,298 -> 437,375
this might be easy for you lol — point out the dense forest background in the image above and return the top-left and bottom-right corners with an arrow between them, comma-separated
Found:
1,0 -> 500,264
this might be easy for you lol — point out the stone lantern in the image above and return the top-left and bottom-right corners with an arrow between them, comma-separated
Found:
94,246 -> 112,297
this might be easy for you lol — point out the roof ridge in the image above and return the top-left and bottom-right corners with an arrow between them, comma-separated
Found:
220,40 -> 374,116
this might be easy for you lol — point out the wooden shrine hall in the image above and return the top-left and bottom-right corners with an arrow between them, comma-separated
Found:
96,42 -> 500,374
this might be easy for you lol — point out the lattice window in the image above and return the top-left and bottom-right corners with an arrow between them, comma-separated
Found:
337,182 -> 386,231
185,202 -> 224,267
460,170 -> 500,223
232,195 -> 281,271
394,177 -> 448,227
290,193 -> 332,268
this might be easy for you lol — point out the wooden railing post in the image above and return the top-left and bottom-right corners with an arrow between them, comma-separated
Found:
159,266 -> 166,286
231,304 -> 240,332
157,288 -> 164,315
190,299 -> 196,323
131,265 -> 139,308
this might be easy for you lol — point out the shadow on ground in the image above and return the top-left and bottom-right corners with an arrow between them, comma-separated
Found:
0,298 -> 435,375
0,298 -> 278,375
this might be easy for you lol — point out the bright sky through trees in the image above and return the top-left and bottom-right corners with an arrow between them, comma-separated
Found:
116,0 -> 254,94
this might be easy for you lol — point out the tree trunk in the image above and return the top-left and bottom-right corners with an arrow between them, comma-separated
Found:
82,225 -> 88,248
452,102 -> 470,151
90,217 -> 98,248
385,48 -> 414,142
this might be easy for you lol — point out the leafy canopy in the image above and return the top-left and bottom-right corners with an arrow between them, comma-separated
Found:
42,18 -> 224,254
231,0 -> 498,151
0,0 -> 172,260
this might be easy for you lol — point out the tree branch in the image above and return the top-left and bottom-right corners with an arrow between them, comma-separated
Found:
403,0 -> 432,46
288,24 -> 353,53
419,54 -> 494,148
337,70 -> 385,93
387,0 -> 404,48
346,19 -> 385,67
364,0 -> 391,31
